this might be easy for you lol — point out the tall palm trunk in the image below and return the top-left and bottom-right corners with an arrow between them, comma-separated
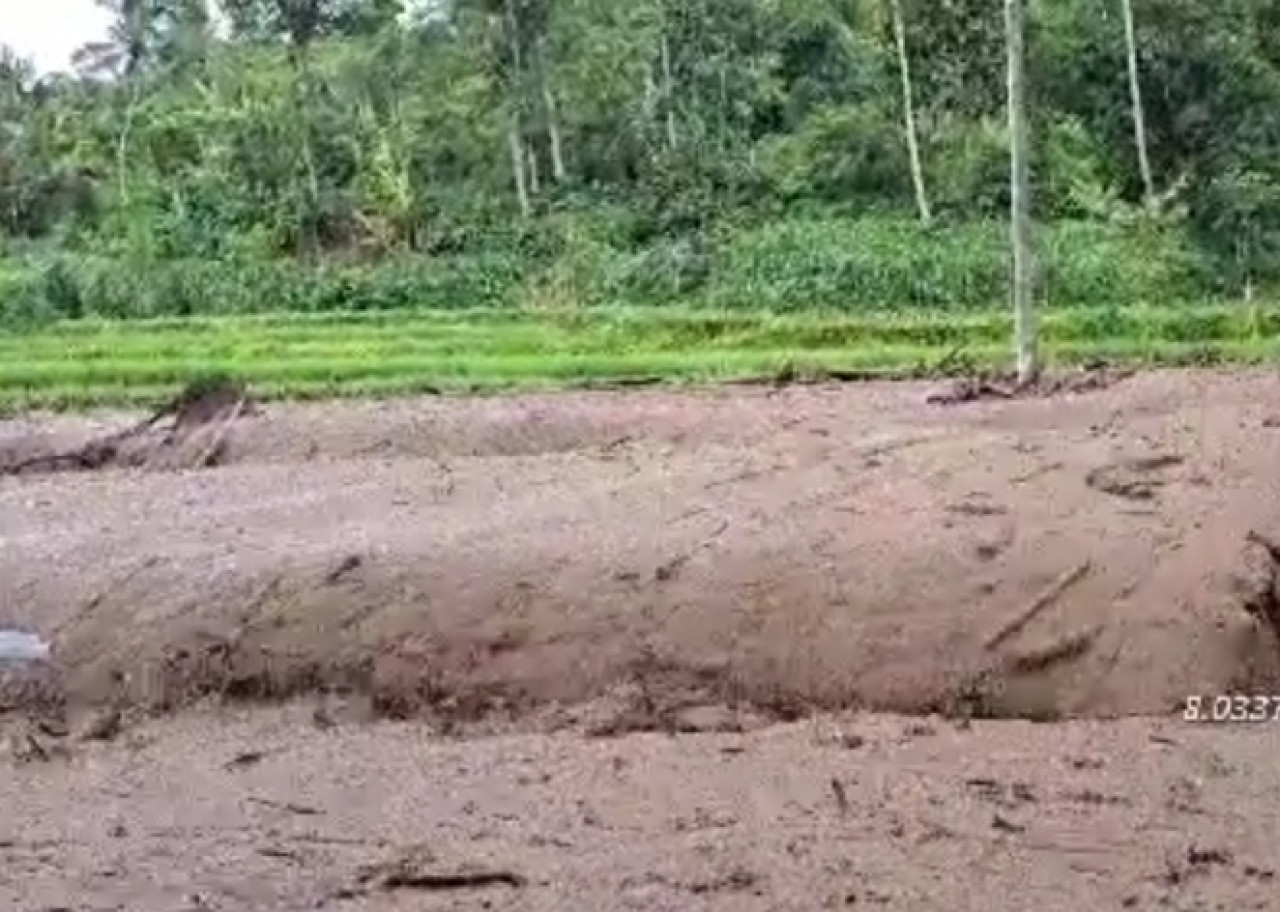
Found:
888,0 -> 930,224
501,0 -> 531,217
537,38 -> 567,183
1120,0 -> 1155,206
660,34 -> 678,152
1121,0 -> 1162,206
507,114 -> 532,218
1006,0 -> 1038,385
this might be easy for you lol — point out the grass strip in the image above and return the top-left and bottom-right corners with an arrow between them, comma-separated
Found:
0,335 -> 1275,413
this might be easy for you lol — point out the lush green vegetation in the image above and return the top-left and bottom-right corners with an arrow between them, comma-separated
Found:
0,303 -> 1275,410
4,0 -> 1280,401
1,218 -> 1202,322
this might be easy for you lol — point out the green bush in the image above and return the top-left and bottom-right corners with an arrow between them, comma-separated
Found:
1041,220 -> 1201,307
1,252 -> 527,324
700,217 -> 1201,311
0,216 -> 1207,325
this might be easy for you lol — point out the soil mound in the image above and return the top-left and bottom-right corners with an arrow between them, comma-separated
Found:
3,370 -> 1280,732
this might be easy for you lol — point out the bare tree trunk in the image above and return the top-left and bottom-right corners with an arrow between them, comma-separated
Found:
290,46 -> 322,256
537,38 -> 567,183
889,0 -> 930,224
115,80 -> 140,208
501,0 -> 531,216
643,67 -> 658,121
1006,0 -> 1039,385
528,137 -> 541,194
660,34 -> 678,152
508,118 -> 531,218
1120,0 -> 1155,206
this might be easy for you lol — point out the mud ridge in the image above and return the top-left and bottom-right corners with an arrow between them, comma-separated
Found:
5,371 -> 1280,736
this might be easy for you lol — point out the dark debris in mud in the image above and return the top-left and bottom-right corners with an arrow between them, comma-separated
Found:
0,376 -> 256,477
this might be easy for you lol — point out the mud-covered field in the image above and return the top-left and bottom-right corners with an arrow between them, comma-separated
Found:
6,705 -> 1280,911
4,369 -> 1280,909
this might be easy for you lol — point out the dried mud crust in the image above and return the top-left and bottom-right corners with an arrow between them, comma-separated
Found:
4,368 -> 1280,731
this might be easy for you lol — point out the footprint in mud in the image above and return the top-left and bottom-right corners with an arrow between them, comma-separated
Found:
1085,454 -> 1184,501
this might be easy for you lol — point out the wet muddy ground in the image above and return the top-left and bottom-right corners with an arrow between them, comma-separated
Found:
4,705 -> 1280,911
4,369 -> 1280,908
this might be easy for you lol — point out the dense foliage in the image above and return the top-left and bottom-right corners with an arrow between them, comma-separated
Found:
1,0 -> 1278,322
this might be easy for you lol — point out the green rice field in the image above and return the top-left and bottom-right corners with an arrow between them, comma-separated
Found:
0,303 -> 1274,411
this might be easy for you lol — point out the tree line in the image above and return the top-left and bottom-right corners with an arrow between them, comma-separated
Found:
1,0 -> 1278,333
